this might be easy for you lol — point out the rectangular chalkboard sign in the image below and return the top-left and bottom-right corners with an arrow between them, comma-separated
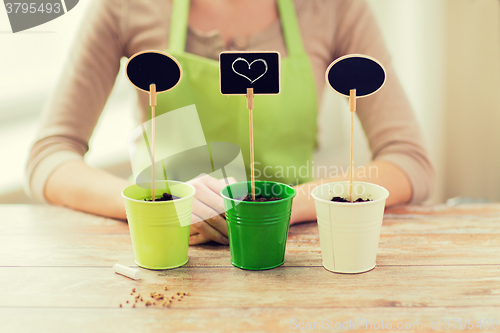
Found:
219,51 -> 280,95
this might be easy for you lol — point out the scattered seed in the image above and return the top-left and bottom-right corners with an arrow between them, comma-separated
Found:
119,304 -> 122,308
124,287 -> 190,309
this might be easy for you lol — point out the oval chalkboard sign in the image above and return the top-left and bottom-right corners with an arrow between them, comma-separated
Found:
325,54 -> 386,98
126,51 -> 182,93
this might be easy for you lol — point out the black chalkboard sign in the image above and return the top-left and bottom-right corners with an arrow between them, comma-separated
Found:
325,54 -> 386,98
126,51 -> 182,93
220,51 -> 280,95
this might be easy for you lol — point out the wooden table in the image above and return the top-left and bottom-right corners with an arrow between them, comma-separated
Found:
0,204 -> 499,332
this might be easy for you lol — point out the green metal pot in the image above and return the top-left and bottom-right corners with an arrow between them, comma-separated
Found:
221,181 -> 296,270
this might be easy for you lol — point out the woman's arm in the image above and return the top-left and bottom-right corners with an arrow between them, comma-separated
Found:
25,0 -> 124,204
285,0 -> 435,226
290,160 -> 411,224
322,0 -> 435,205
45,160 -> 131,220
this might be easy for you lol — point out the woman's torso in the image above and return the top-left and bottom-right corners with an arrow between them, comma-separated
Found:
149,0 -> 318,185
121,0 -> 340,121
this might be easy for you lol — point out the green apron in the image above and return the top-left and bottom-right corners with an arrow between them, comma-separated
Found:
155,0 -> 317,185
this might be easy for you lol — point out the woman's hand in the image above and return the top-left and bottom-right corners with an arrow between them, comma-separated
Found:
187,174 -> 237,245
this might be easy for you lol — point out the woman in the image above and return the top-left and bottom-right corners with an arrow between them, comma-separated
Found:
25,0 -> 434,245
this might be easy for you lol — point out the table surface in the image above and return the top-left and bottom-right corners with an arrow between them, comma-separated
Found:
1,204 -> 499,333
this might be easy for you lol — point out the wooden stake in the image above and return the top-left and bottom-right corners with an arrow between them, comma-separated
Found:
150,84 -> 157,202
349,89 -> 356,202
247,88 -> 255,200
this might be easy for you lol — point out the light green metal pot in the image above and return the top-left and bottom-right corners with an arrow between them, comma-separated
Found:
122,181 -> 195,270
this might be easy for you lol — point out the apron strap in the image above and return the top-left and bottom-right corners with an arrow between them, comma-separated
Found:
168,0 -> 190,53
169,0 -> 306,56
277,0 -> 307,56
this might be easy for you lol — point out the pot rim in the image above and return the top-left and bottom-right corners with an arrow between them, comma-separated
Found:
311,181 -> 389,206
122,180 -> 196,204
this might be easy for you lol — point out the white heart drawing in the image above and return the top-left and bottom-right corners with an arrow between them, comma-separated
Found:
231,58 -> 268,84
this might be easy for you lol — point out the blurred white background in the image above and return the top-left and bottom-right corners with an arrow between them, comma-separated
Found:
0,0 -> 499,205
0,0 -> 136,203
